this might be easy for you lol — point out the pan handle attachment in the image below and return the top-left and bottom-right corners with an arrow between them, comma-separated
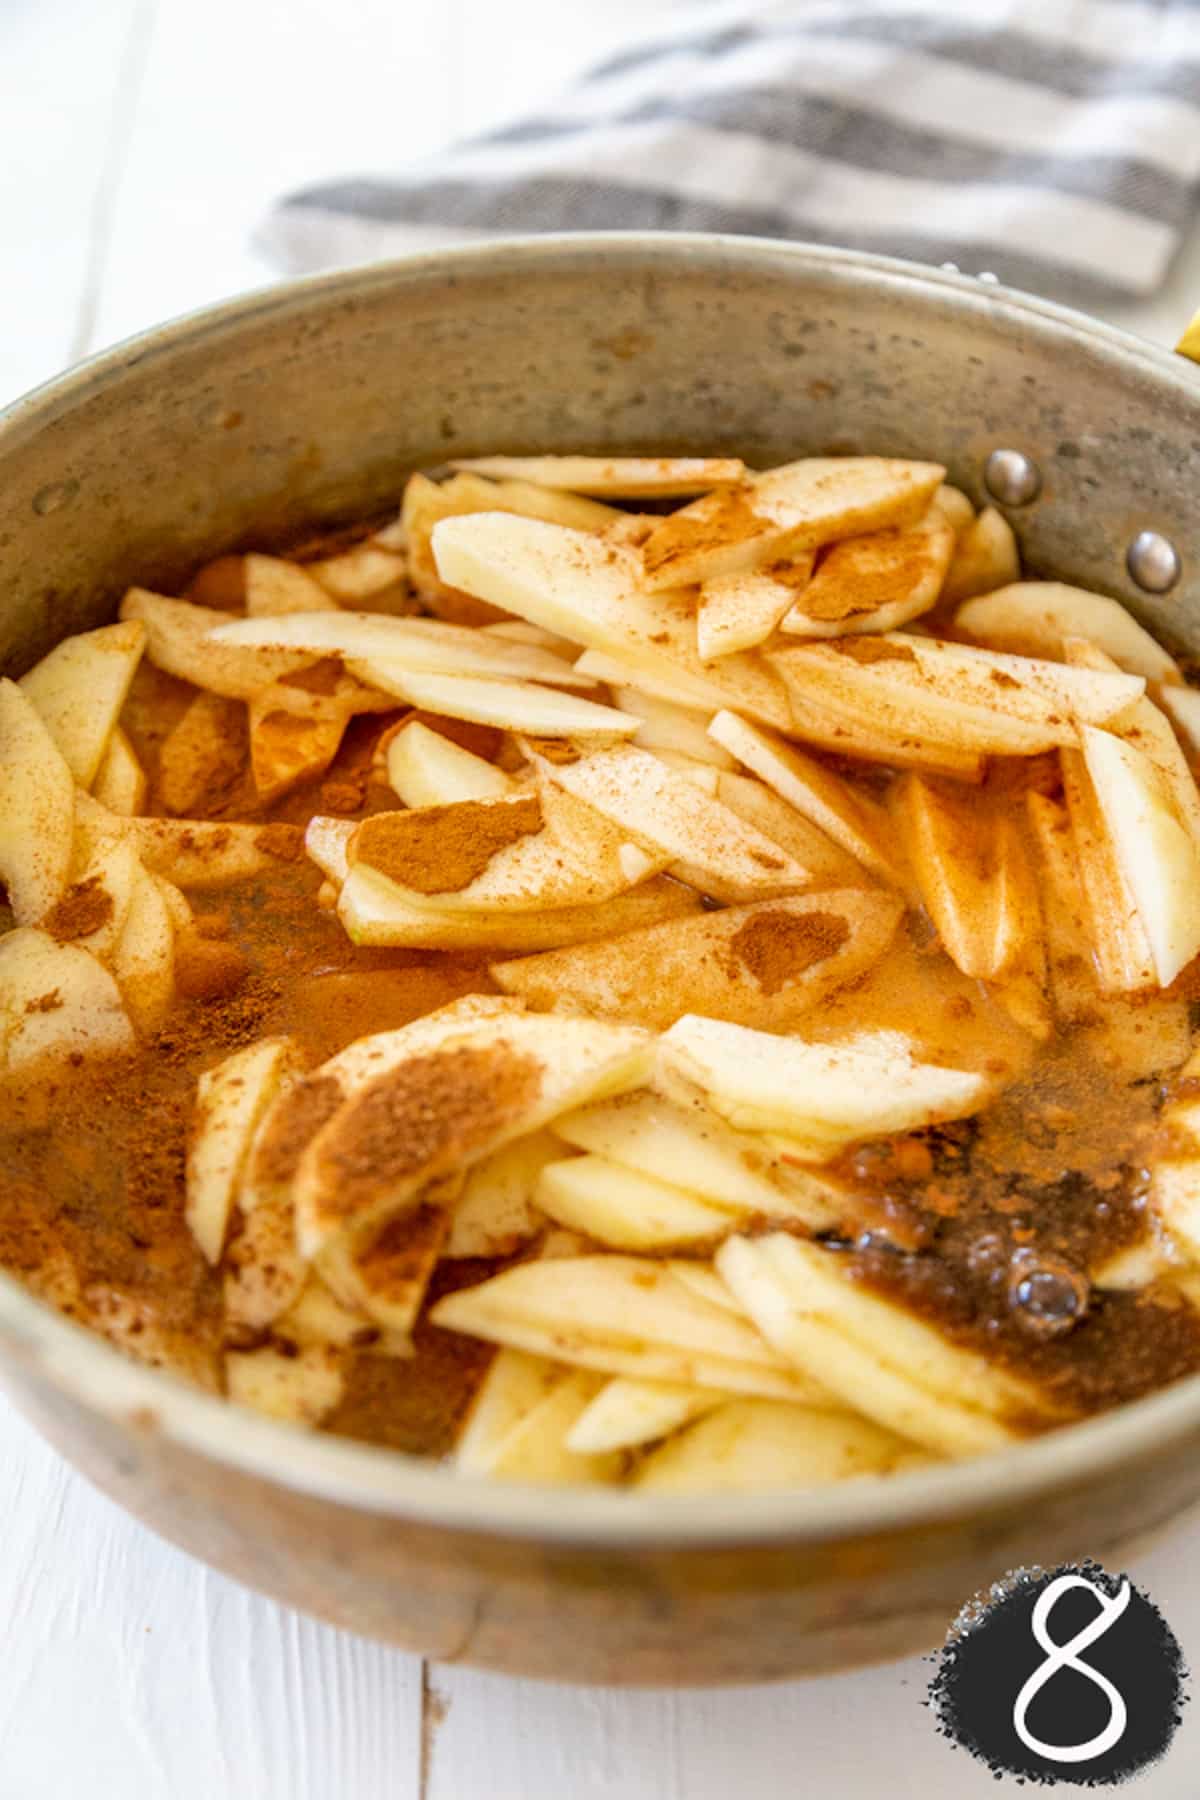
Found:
1176,309 -> 1200,364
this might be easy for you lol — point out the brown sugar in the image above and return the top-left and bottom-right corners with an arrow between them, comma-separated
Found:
352,797 -> 543,895
45,878 -> 113,943
726,909 -> 850,994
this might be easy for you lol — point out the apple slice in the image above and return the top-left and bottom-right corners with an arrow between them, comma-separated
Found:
0,679 -> 75,926
304,816 -> 354,885
1079,991 -> 1191,1082
358,669 -> 637,738
248,696 -> 344,804
714,772 -> 865,884
769,681 -> 986,781
610,686 -> 735,769
120,589 -> 312,698
660,1016 -> 992,1142
157,691 -> 246,816
224,1345 -> 346,1426
450,455 -> 747,497
338,865 -> 701,950
955,581 -> 1181,683
717,1236 -> 1030,1458
479,1368 -> 621,1486
185,1036 -> 300,1264
1058,751 -> 1155,993
1157,685 -> 1200,758
0,928 -> 134,1070
243,553 -> 337,616
532,742 -> 814,903
566,1378 -> 729,1455
939,506 -> 1021,605
708,711 -> 902,884
294,1011 -> 652,1262
1079,723 -> 1200,987
1064,637 -> 1200,846
929,485 -> 975,535
275,1277 -> 378,1351
131,815 -> 304,887
574,647 -> 731,716
52,836 -> 142,960
19,620 -> 146,787
550,1090 -> 847,1230
639,458 -> 945,591
455,1348 -> 568,1473
431,515 -> 794,729
446,469 -> 619,530
635,1399 -> 928,1493
431,1255 -> 826,1400
537,1154 -> 735,1250
697,551 -> 817,659
112,864 -> 176,1034
779,515 -> 953,637
492,890 -> 901,1032
305,542 -> 408,605
92,727 -> 147,816
386,718 -> 514,806
445,1129 -> 560,1257
336,1205 -> 450,1339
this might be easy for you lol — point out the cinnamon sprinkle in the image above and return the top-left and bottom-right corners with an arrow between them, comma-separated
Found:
352,797 -> 543,895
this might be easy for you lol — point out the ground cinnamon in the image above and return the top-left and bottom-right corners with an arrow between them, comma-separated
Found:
45,878 -> 113,943
351,797 -> 543,894
726,909 -> 850,994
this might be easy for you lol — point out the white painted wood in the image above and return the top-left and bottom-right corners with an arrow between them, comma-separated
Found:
5,0 -> 1200,1792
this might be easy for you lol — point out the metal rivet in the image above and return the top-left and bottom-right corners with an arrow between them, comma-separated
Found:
977,270 -> 1000,285
1127,530 -> 1181,595
940,261 -> 961,274
984,448 -> 1042,507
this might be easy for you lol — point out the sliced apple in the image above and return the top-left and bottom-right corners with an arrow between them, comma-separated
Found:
779,515 -> 953,637
243,553 -> 337,616
717,1236 -> 1030,1458
92,727 -> 147,816
450,455 -> 747,497
639,458 -> 945,590
445,469 -> 619,530
955,581 -> 1181,683
131,815 -> 304,887
1079,991 -> 1191,1081
697,551 -> 817,659
224,1345 -> 345,1426
1080,723 -> 1200,987
334,1205 -> 450,1339
534,777 -> 667,891
185,1036 -> 300,1264
635,1399 -> 928,1493
305,815 -> 354,885
1058,751 -> 1155,993
1027,786 -> 1121,1020
1064,637 -> 1200,846
294,1011 -> 652,1262
929,485 -> 975,534
358,669 -> 637,739
773,682 -> 986,781
119,589 -> 312,698
1157,684 -> 1200,757
112,864 -> 176,1035
532,742 -> 813,903
157,691 -> 246,816
939,506 -> 1021,605
0,679 -> 75,927
566,1378 -> 729,1455
455,1348 -> 568,1474
660,1016 -> 992,1143
610,686 -> 735,769
431,515 -> 794,729
551,1090 -> 847,1231
492,890 -> 901,1033
305,542 -> 408,606
248,696 -> 344,804
386,718 -> 514,807
537,1154 -> 734,1250
431,1255 -> 827,1401
0,928 -> 134,1070
19,620 -> 146,788
446,1129 -> 560,1257
275,1276 -> 378,1350
713,772 -> 865,884
481,1369 -> 621,1486
338,865 -> 701,950
708,711 -> 902,884
573,647 -> 732,717
53,835 -> 142,960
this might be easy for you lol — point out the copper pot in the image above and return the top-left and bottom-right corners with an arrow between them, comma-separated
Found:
2,236 -> 1198,1685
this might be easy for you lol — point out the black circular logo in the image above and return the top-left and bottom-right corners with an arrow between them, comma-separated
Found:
927,1561 -> 1188,1786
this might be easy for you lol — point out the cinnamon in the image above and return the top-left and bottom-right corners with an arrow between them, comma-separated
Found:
45,878 -> 113,943
351,797 -> 543,894
725,909 -> 850,994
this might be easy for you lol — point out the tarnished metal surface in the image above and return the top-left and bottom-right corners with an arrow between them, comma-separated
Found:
2,236 -> 1200,1682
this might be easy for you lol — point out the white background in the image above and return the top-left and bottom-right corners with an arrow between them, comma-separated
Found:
4,2 -> 1200,1794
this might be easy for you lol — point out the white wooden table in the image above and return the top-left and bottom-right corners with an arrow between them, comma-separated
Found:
5,3 -> 1200,1793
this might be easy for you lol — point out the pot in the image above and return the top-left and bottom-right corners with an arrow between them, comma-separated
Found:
2,235 -> 1198,1685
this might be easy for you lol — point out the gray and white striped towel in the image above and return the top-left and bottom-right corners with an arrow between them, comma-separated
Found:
261,0 -> 1200,304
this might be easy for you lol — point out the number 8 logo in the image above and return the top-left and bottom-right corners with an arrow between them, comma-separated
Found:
1013,1573 -> 1132,1765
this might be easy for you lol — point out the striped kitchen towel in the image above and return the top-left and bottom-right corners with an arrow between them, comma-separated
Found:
260,0 -> 1200,304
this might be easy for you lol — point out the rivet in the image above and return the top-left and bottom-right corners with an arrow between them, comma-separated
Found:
1126,530 -> 1181,595
984,448 -> 1042,507
977,271 -> 1000,285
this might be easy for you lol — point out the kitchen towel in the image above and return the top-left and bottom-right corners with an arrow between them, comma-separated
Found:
261,0 -> 1200,304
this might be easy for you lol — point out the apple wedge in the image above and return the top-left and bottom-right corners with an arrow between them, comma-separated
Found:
248,696 -> 344,804
337,1205 -> 450,1340
566,1378 -> 729,1455
304,816 -> 354,885
386,718 -> 514,807
717,1236 -> 1033,1458
19,619 -> 146,788
550,1090 -> 847,1231
774,682 -> 986,781
537,1154 -> 735,1250
450,455 -> 747,497
713,772 -> 865,884
939,506 -> 1021,605
779,515 -> 953,637
445,1129 -> 560,1257
1079,723 -> 1200,987
929,485 -> 975,535
659,1016 -> 992,1143
696,551 -> 817,659
446,469 -> 619,530
431,515 -> 794,729
639,458 -> 945,591
955,581 -> 1181,684
1157,685 -> 1200,758
293,1011 -> 653,1262
120,589 -> 312,698
573,647 -> 734,716
455,1348 -> 569,1473
492,890 -> 901,1032
431,1255 -> 827,1401
0,679 -> 75,926
708,711 -> 902,884
635,1400 -> 928,1493
1047,759 -> 1156,995
52,836 -> 142,960
1064,637 -> 1200,845
224,1345 -> 346,1427
243,553 -> 337,616
337,865 -> 701,950
275,1276 -> 378,1351
92,727 -> 147,816
363,669 -> 638,738
0,928 -> 134,1071
475,1369 -> 621,1486
157,691 -> 246,815
531,742 -> 814,903
305,542 -> 408,606
130,816 -> 304,887
610,686 -> 735,769
768,633 -> 1144,756
185,1036 -> 300,1264
112,864 -> 176,1035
